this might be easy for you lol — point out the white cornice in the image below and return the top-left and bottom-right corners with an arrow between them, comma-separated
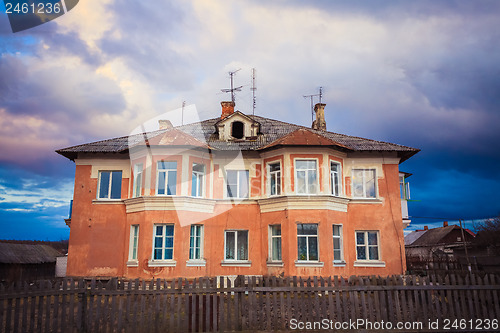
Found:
258,195 -> 349,213
124,196 -> 216,213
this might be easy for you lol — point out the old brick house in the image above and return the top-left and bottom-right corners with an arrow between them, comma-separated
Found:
57,101 -> 419,279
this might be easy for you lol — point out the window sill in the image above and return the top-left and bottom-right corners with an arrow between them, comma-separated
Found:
186,259 -> 206,267
333,261 -> 346,267
126,260 -> 139,267
148,260 -> 177,267
266,261 -> 284,267
354,260 -> 385,267
92,199 -> 124,204
295,261 -> 324,267
350,198 -> 382,204
221,260 -> 251,267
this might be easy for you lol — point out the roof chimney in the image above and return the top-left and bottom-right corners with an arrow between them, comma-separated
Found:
221,101 -> 235,119
424,226 -> 428,231
443,221 -> 448,227
312,103 -> 326,131
159,120 -> 173,130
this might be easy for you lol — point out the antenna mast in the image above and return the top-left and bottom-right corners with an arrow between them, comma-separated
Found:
303,87 -> 323,123
251,68 -> 257,115
181,101 -> 186,125
221,69 -> 243,103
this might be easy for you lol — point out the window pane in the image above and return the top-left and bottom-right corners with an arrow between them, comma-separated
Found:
227,184 -> 237,198
357,246 -> 366,260
227,171 -> 237,184
157,172 -> 166,195
239,171 -> 249,198
276,174 -> 281,195
270,174 -> 276,196
225,232 -> 235,260
368,232 -> 378,245
296,160 -> 308,170
356,232 -> 365,245
308,237 -> 318,260
110,171 -> 122,199
307,170 -> 317,193
334,249 -> 341,261
165,236 -> 173,248
154,236 -> 162,248
192,173 -> 198,197
154,249 -> 162,259
296,171 -> 306,194
237,231 -> 248,260
369,246 -> 379,260
272,237 -> 282,261
272,225 -> 281,236
164,249 -> 173,260
98,172 -> 110,198
270,163 -> 280,172
298,224 -> 317,235
333,238 -> 340,250
165,225 -> 174,237
365,170 -> 376,198
297,237 -> 307,260
193,164 -> 204,172
333,225 -> 340,236
159,161 -> 177,170
167,171 -> 177,195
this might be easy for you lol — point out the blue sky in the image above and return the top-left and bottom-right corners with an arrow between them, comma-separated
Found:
1,0 -> 500,240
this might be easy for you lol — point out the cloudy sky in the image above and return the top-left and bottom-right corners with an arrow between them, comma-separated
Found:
1,0 -> 499,240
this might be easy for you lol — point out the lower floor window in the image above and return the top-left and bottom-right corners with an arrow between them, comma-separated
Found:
297,224 -> 318,261
332,225 -> 343,262
153,224 -> 174,260
225,230 -> 248,261
269,225 -> 282,261
356,231 -> 380,261
189,225 -> 203,260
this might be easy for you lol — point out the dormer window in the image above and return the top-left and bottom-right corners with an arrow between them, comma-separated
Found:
232,121 -> 244,139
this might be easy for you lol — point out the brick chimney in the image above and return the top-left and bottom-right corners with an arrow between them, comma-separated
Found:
221,101 -> 235,119
312,103 -> 326,131
159,120 -> 173,130
443,221 -> 448,227
424,226 -> 428,231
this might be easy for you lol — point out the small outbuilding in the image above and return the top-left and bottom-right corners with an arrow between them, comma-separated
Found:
0,242 -> 63,282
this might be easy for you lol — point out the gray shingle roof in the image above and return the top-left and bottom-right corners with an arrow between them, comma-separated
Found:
0,243 -> 62,264
57,115 -> 419,162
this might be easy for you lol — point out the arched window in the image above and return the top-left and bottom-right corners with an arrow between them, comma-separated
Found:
231,121 -> 244,139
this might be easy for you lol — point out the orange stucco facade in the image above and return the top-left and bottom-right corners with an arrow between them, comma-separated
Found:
66,148 -> 409,279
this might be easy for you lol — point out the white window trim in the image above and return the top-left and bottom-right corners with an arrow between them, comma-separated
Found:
156,161 -> 177,196
294,158 -> 320,195
330,161 -> 342,196
296,224 -> 320,262
127,225 -> 139,266
267,161 -> 282,197
352,168 -> 377,199
223,230 -> 249,263
133,164 -> 143,198
150,224 -> 175,263
189,224 -> 204,261
268,225 -> 282,263
191,163 -> 205,198
97,170 -> 122,200
225,170 -> 250,199
332,224 -> 345,266
355,230 -> 382,262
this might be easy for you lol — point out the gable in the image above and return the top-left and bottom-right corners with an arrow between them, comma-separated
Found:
215,111 -> 260,141
260,128 -> 351,151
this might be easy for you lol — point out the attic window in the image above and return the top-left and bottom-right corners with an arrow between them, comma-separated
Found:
232,121 -> 244,139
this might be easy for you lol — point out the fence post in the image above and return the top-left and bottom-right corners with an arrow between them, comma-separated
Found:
78,280 -> 87,333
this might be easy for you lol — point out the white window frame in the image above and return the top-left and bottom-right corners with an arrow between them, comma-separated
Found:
296,224 -> 319,262
352,168 -> 377,199
355,230 -> 380,261
267,162 -> 281,196
294,159 -> 319,195
330,161 -> 342,196
133,164 -> 143,198
191,163 -> 205,198
97,170 -> 122,200
127,225 -> 139,266
223,230 -> 250,265
156,161 -> 177,196
332,224 -> 345,265
226,170 -> 250,199
268,225 -> 282,263
188,225 -> 204,260
149,224 -> 176,266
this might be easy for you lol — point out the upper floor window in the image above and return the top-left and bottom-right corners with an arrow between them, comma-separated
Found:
295,160 -> 318,194
189,225 -> 204,260
191,163 -> 205,197
226,170 -> 249,199
297,224 -> 318,261
133,164 -> 143,198
128,225 -> 139,261
269,225 -> 282,262
268,162 -> 281,196
356,231 -> 380,261
332,225 -> 343,263
330,162 -> 341,196
231,121 -> 244,139
97,170 -> 122,199
225,230 -> 249,261
153,224 -> 174,260
157,161 -> 177,195
352,169 -> 376,198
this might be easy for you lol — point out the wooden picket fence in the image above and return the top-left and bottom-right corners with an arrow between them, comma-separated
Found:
1,273 -> 500,332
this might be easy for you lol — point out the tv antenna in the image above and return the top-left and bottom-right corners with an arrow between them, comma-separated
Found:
221,69 -> 243,103
303,87 -> 323,123
181,101 -> 186,125
251,68 -> 257,115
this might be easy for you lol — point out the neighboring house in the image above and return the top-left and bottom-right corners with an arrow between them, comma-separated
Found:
0,242 -> 62,282
405,222 -> 475,260
57,101 -> 419,279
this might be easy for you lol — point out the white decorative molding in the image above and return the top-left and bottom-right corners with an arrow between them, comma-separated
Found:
258,195 -> 349,213
333,261 -> 346,267
294,261 -> 325,267
92,199 -> 125,205
186,260 -> 207,267
124,196 -> 216,214
148,260 -> 177,267
349,198 -> 383,205
266,261 -> 284,267
353,260 -> 386,267
126,260 -> 139,267
220,260 -> 252,267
